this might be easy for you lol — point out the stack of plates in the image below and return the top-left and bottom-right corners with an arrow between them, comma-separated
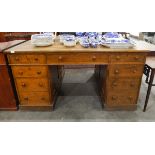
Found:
101,32 -> 135,48
31,33 -> 55,47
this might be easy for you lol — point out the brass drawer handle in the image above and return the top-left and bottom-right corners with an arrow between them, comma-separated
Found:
92,56 -> 96,60
24,97 -> 28,100
37,71 -> 41,75
18,71 -> 23,75
114,69 -> 119,74
58,56 -> 63,60
21,83 -> 26,87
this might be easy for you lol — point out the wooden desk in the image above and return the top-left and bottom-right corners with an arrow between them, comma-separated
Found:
4,40 -> 149,111
0,40 -> 26,110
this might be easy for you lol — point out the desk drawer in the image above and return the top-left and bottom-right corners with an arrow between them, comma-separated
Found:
108,78 -> 141,91
107,92 -> 137,106
109,64 -> 144,77
12,66 -> 48,77
9,54 -> 46,64
19,92 -> 50,105
47,53 -> 109,64
110,53 -> 145,63
16,78 -> 49,92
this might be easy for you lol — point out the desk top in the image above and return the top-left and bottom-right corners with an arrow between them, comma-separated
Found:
132,38 -> 155,52
146,57 -> 155,68
4,38 -> 154,53
0,40 -> 26,52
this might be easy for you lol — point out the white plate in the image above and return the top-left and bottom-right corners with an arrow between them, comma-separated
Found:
101,43 -> 135,49
32,42 -> 54,47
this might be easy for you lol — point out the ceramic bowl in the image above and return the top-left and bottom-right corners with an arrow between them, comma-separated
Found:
60,35 -> 75,44
79,40 -> 90,48
90,42 -> 98,48
63,38 -> 76,47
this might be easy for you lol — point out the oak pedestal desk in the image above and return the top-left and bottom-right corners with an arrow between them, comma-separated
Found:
4,40 -> 149,111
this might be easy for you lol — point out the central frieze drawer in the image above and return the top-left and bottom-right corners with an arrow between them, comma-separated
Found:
9,54 -> 46,64
109,64 -> 144,77
12,66 -> 48,77
47,53 -> 109,64
19,92 -> 50,105
16,78 -> 49,92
